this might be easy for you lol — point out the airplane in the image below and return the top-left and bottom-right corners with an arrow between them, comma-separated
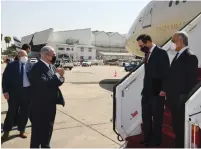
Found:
112,0 -> 201,148
126,0 -> 201,57
100,1 -> 201,92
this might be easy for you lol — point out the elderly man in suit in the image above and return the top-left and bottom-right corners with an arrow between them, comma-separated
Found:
2,50 -> 33,140
166,31 -> 198,148
29,46 -> 65,148
13,44 -> 31,126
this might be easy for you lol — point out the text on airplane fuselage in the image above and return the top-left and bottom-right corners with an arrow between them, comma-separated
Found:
156,21 -> 186,32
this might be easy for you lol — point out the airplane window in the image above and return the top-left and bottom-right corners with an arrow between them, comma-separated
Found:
176,0 -> 179,5
169,0 -> 173,7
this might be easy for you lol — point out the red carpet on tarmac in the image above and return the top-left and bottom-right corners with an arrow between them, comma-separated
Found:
126,107 -> 175,148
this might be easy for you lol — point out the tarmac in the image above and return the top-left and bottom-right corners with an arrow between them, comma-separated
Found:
1,64 -> 128,148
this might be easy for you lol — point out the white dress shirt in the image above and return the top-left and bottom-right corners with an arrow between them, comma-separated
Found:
176,46 -> 189,59
147,44 -> 156,60
40,59 -> 64,82
20,62 -> 31,87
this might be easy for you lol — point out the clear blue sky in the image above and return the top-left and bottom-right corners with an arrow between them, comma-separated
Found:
1,0 -> 150,39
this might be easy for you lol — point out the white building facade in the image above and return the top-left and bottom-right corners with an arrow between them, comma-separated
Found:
20,28 -> 128,60
55,44 -> 96,61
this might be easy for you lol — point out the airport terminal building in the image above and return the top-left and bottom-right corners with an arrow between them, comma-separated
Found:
20,28 -> 132,61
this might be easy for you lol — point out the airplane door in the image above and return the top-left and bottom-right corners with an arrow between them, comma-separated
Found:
142,2 -> 155,28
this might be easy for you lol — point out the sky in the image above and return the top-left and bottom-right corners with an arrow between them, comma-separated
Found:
1,0 -> 150,49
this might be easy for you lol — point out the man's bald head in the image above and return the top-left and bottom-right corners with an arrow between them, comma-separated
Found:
18,50 -> 27,57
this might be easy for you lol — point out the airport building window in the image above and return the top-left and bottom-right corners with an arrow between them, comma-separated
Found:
66,48 -> 70,51
169,0 -> 173,7
175,0 -> 179,5
80,47 -> 84,50
72,48 -> 74,51
88,49 -> 92,52
58,47 -> 64,51
88,56 -> 92,60
81,49 -> 84,52
80,56 -> 84,60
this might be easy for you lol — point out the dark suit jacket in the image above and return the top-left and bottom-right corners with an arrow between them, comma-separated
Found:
142,46 -> 170,96
2,60 -> 33,99
166,49 -> 198,105
28,60 -> 65,107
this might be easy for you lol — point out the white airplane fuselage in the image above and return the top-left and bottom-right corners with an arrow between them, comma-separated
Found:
126,1 -> 201,57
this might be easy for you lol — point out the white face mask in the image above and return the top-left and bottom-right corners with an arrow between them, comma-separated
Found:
20,56 -> 28,63
169,42 -> 176,51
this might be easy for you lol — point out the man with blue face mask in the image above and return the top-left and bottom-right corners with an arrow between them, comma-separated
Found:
2,50 -> 34,141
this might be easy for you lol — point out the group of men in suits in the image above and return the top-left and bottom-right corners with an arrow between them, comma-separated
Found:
137,32 -> 198,148
2,45 -> 65,148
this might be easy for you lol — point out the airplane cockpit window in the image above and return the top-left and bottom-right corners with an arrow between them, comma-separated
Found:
176,0 -> 179,5
169,0 -> 173,7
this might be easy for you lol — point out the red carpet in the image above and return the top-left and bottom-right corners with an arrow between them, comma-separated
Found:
126,107 -> 175,148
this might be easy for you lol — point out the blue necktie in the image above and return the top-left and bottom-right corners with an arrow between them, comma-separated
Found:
21,63 -> 24,87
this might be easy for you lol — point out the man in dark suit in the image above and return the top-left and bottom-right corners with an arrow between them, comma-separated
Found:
2,50 -> 33,140
136,34 -> 170,147
29,46 -> 65,148
166,31 -> 198,148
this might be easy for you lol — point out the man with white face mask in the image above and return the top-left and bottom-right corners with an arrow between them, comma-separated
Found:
166,31 -> 198,148
2,50 -> 34,141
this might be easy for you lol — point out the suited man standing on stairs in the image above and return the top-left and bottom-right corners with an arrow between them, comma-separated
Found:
166,31 -> 198,148
136,34 -> 170,147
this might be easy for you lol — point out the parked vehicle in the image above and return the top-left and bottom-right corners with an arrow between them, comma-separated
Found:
105,59 -> 118,66
124,62 -> 138,72
30,58 -> 38,63
60,59 -> 74,70
118,59 -> 128,67
73,61 -> 81,66
82,60 -> 92,67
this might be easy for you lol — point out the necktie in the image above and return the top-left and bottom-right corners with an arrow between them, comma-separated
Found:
49,64 -> 54,74
172,53 -> 179,62
145,50 -> 150,63
49,64 -> 51,70
21,63 -> 24,87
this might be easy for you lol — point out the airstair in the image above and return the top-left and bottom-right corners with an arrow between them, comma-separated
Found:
113,13 -> 201,148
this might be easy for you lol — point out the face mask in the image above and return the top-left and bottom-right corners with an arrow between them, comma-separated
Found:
27,52 -> 31,56
140,46 -> 149,53
20,56 -> 28,63
51,55 -> 56,64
